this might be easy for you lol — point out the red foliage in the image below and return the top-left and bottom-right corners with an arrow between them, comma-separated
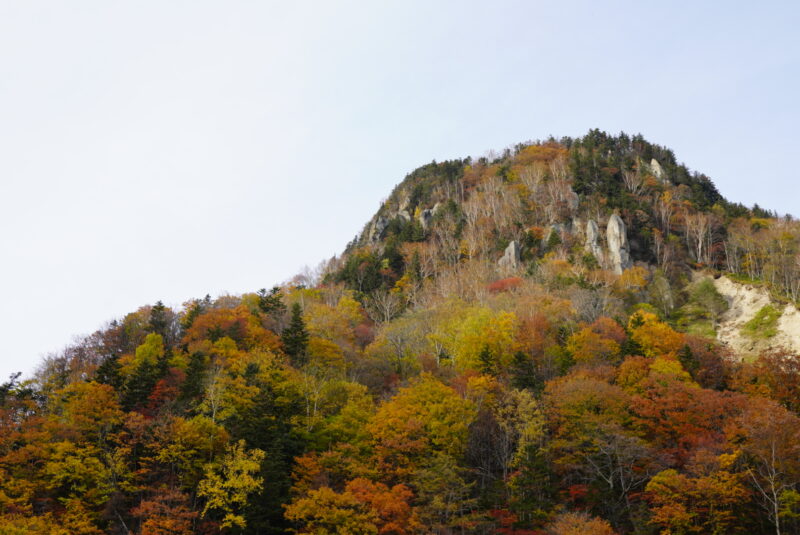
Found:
588,317 -> 626,346
632,378 -> 745,467
144,367 -> 186,417
490,509 -> 543,535
354,322 -> 375,348
566,484 -> 590,504
488,277 -> 524,294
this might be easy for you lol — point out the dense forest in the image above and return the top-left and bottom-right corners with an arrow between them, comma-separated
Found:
2,130 -> 800,535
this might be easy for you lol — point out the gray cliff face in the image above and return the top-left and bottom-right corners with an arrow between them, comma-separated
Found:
418,202 -> 442,231
566,188 -> 580,213
368,216 -> 389,243
398,196 -> 411,213
498,240 -> 521,271
419,209 -> 433,230
606,214 -> 632,274
584,220 -> 605,264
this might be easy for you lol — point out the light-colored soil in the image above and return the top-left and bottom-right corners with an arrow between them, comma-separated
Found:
711,275 -> 800,358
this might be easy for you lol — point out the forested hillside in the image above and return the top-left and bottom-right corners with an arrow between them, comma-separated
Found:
2,130 -> 800,535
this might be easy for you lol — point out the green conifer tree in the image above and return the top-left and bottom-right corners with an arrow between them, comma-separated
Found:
257,286 -> 287,318
148,300 -> 169,341
478,345 -> 495,375
281,303 -> 309,367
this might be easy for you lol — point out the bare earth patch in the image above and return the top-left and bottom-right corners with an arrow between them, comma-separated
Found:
710,275 -> 800,358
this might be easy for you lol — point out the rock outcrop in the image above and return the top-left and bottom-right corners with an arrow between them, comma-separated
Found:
368,216 -> 389,243
584,220 -> 605,263
650,159 -> 668,184
498,240 -> 522,271
418,202 -> 443,231
419,209 -> 433,230
566,188 -> 580,213
398,196 -> 411,213
606,214 -> 632,274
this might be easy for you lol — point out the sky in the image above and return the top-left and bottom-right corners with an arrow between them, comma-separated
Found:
1,1 -> 798,380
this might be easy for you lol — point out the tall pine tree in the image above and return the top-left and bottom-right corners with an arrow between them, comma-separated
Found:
281,303 -> 309,367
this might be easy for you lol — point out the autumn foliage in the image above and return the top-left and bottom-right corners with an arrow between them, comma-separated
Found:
2,131 -> 799,534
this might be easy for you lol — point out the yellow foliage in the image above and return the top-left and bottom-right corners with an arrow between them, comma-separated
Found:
368,374 -> 476,477
566,328 -> 621,364
305,294 -> 364,349
628,310 -> 684,357
198,440 -> 265,530
614,266 -> 649,294
649,356 -> 696,385
546,511 -> 617,535
155,415 -> 229,488
615,356 -> 650,392
307,337 -> 346,371
430,305 -> 518,370
392,273 -> 414,295
119,333 -> 164,377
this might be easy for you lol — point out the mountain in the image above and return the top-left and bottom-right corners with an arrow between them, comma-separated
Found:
328,129 -> 799,351
2,130 -> 800,535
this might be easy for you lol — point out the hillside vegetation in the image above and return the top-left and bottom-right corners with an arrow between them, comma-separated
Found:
2,130 -> 800,535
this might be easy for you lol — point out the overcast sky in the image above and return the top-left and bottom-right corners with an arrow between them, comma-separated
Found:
1,1 -> 798,380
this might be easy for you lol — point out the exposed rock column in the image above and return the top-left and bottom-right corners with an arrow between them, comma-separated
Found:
584,220 -> 605,264
650,159 -> 668,184
498,240 -> 522,272
606,214 -> 632,274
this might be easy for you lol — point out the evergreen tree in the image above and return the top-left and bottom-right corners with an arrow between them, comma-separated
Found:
510,351 -> 540,392
148,300 -> 169,340
678,344 -> 700,375
95,355 -> 122,389
179,352 -> 207,404
477,345 -> 495,375
281,303 -> 309,367
0,372 -> 22,406
408,251 -> 422,281
122,358 -> 159,411
257,286 -> 287,318
180,298 -> 206,331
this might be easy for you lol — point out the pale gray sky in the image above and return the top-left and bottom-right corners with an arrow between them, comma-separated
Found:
1,1 -> 798,380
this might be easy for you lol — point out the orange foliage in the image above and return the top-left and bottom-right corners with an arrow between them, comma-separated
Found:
516,313 -> 558,359
590,317 -> 627,345
346,478 -> 420,534
632,377 -> 744,467
514,143 -> 568,166
183,305 -> 281,353
731,349 -> 800,413
546,511 -> 617,535
645,467 -> 748,535
131,487 -> 197,535
285,478 -> 419,535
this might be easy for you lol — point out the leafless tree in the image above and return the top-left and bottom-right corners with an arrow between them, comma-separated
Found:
364,289 -> 404,324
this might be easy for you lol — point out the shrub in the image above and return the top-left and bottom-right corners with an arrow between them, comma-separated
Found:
741,304 -> 782,339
